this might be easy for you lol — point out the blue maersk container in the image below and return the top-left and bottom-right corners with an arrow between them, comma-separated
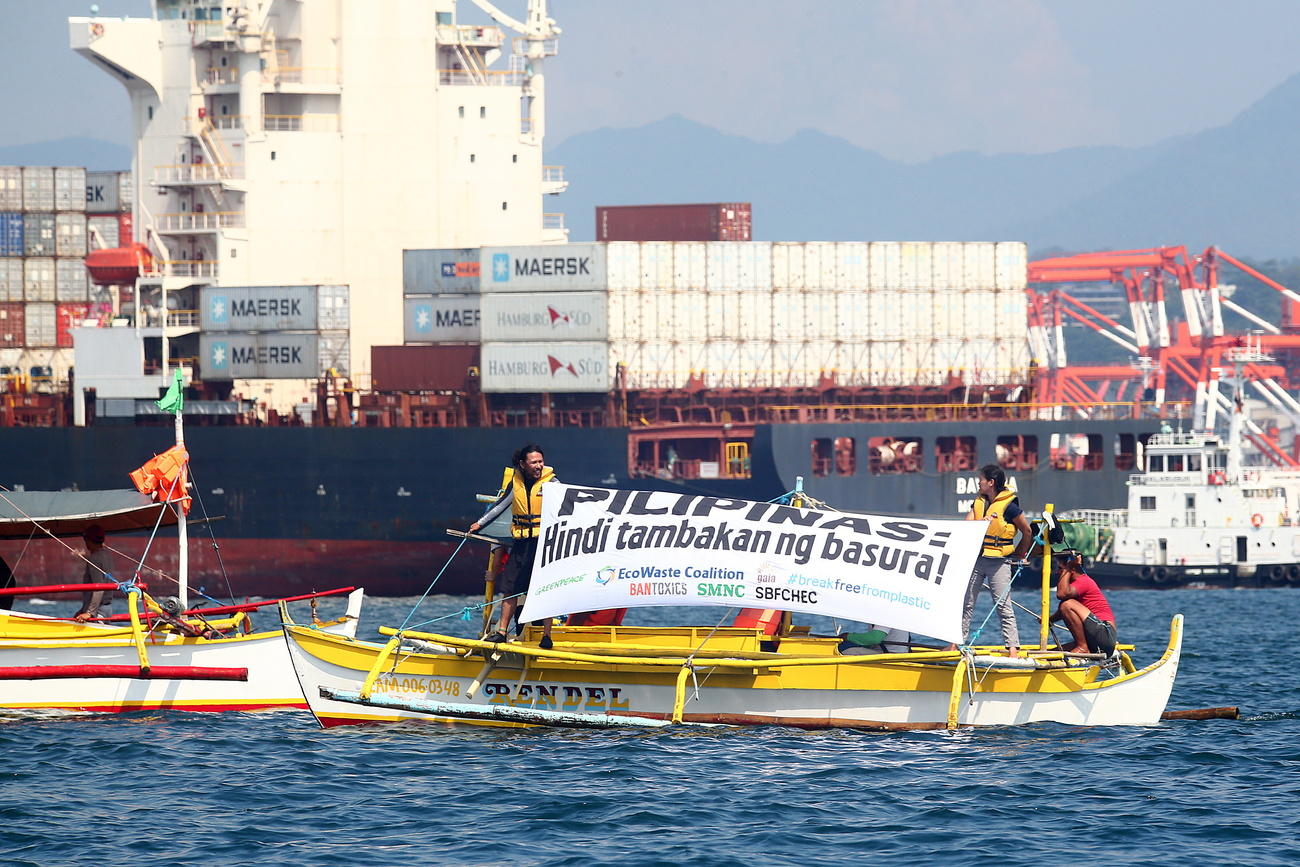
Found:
0,212 -> 23,257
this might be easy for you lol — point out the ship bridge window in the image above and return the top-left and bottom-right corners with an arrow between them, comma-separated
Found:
868,437 -> 922,476
1115,433 -> 1137,470
1050,433 -> 1102,471
811,438 -> 832,478
995,435 -> 1037,470
1140,496 -> 1157,511
935,436 -> 976,473
1167,454 -> 1185,472
1146,454 -> 1164,472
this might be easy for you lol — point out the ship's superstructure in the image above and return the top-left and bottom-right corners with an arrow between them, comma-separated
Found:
69,0 -> 564,390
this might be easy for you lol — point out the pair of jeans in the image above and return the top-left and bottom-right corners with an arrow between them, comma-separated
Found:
960,556 -> 1020,648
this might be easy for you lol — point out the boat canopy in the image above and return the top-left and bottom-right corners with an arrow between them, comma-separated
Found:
0,490 -> 178,539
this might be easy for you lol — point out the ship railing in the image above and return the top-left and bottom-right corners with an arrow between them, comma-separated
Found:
155,211 -> 245,232
264,114 -> 340,132
162,260 -> 219,279
203,67 -> 239,86
1060,508 -> 1126,529
192,20 -> 235,44
265,67 -> 341,86
210,115 -> 245,131
760,400 -> 1183,424
165,311 -> 199,328
154,163 -> 245,184
510,35 -> 559,56
439,69 -> 526,86
436,24 -> 505,47
542,165 -> 566,183
543,213 -> 566,230
520,116 -> 534,134
1147,431 -> 1210,447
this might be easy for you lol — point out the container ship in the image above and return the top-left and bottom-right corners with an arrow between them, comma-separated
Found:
3,0 -> 1295,595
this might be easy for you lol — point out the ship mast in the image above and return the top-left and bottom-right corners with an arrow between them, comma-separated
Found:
469,0 -> 561,144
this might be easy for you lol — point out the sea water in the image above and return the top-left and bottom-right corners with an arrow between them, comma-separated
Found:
1,588 -> 1297,866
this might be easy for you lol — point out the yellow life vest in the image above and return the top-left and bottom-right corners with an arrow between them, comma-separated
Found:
973,488 -> 1018,557
509,465 -> 556,539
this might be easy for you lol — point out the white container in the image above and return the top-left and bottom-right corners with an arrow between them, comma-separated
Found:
869,242 -> 902,290
87,215 -> 120,249
55,259 -> 89,302
771,243 -> 799,291
23,258 -> 55,301
772,291 -> 805,340
931,242 -> 964,290
901,242 -> 933,290
605,291 -> 632,342
835,341 -> 871,387
25,302 -> 56,346
802,291 -> 838,339
867,289 -> 902,341
0,259 -> 23,301
995,241 -> 1028,290
735,242 -> 772,291
611,340 -> 680,390
705,340 -> 773,388
930,288 -> 958,339
836,242 -> 870,290
85,170 -> 132,213
807,242 -> 838,290
21,167 -> 54,212
55,213 -> 87,258
736,292 -> 773,341
54,168 -> 86,212
23,213 -> 55,256
0,167 -> 22,211
201,284 -> 350,332
402,295 -> 480,342
201,332 -> 343,380
480,291 -> 607,342
605,242 -> 639,291
480,341 -> 611,392
672,290 -> 708,341
480,243 -> 607,292
706,290 -> 740,339
403,248 -> 481,294
899,290 -> 931,340
672,242 -> 706,289
836,292 -> 870,340
640,242 -> 673,290
962,290 -> 999,339
962,242 -> 997,287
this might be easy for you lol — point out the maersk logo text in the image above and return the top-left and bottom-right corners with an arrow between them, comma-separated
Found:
514,256 -> 591,277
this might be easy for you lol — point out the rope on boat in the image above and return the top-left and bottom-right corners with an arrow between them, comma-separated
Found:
397,535 -> 469,632
185,466 -> 237,604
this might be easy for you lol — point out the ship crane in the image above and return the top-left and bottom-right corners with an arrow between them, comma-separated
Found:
469,0 -> 560,143
1027,245 -> 1300,467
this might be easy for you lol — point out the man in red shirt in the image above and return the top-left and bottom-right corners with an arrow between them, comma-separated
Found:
1049,553 -> 1118,655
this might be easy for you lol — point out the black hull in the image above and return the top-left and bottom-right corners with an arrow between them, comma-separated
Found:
1086,560 -> 1300,590
1,417 -> 1159,597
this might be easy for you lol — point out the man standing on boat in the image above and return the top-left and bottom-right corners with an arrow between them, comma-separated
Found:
949,465 -> 1033,657
1050,553 -> 1118,655
469,443 -> 557,650
72,524 -> 116,622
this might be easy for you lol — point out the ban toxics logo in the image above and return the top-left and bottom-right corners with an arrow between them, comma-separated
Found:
595,566 -> 617,586
209,341 -> 228,368
209,295 -> 228,323
492,253 -> 511,282
411,303 -> 432,333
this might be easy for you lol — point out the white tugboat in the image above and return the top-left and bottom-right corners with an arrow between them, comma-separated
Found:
1067,343 -> 1300,588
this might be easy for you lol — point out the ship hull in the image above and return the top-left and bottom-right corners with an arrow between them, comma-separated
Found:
1,417 -> 1158,597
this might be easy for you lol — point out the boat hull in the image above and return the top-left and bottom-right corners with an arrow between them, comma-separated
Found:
0,589 -> 363,714
283,616 -> 1183,730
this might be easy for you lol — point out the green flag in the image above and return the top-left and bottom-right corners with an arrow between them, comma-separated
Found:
157,369 -> 184,415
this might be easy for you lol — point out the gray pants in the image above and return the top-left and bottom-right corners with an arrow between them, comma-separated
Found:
960,556 -> 1020,648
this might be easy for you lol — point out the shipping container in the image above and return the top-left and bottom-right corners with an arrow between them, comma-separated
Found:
869,242 -> 902,290
200,331 -> 344,379
995,241 -> 1028,290
672,241 -> 706,289
0,259 -> 23,302
56,302 -> 91,347
23,258 -> 55,301
479,243 -> 607,293
55,212 -> 87,257
87,214 -> 120,250
371,344 -> 480,392
24,302 -> 56,347
610,340 -> 686,390
962,242 -> 997,287
85,170 -> 132,213
402,295 -> 480,343
480,292 -> 607,342
0,168 -> 21,211
54,168 -> 86,212
199,284 -> 349,331
605,242 -> 640,291
932,242 -> 964,290
402,248 -> 481,294
0,212 -> 22,256
836,242 -> 870,289
23,213 -> 54,256
55,259 -> 89,302
21,167 -> 54,212
0,302 -> 24,348
480,341 -> 611,392
596,203 -> 751,242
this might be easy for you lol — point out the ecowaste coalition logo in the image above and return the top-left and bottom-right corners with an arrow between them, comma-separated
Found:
209,295 -> 228,324
411,302 -> 432,333
595,566 -> 617,586
492,253 -> 511,282
209,340 -> 229,369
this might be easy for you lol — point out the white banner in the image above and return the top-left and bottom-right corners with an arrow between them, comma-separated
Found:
521,483 -> 986,643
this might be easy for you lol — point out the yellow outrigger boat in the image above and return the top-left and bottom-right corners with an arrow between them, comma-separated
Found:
282,483 -> 1182,730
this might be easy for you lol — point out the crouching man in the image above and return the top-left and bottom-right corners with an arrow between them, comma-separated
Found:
1049,553 -> 1117,655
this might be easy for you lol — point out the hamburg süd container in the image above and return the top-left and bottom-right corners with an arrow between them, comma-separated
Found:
595,203 -> 751,242
479,244 -> 606,293
199,284 -> 349,332
402,248 -> 481,294
402,295 -> 480,343
371,344 -> 480,393
200,331 -> 346,380
21,167 -> 54,212
480,341 -> 611,392
0,211 -> 23,256
480,291 -> 607,342
0,302 -> 24,348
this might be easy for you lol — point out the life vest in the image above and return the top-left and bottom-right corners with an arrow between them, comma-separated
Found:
972,488 -> 1018,557
509,465 -> 556,539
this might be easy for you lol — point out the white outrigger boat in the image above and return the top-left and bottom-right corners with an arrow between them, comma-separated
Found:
0,373 -> 365,715
283,482 -> 1182,730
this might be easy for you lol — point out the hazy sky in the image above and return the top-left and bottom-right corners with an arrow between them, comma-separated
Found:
5,0 -> 1300,161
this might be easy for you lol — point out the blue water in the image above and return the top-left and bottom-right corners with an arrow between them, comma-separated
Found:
2,589 -> 1298,866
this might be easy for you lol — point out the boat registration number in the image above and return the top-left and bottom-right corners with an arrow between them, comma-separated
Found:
374,675 -> 462,697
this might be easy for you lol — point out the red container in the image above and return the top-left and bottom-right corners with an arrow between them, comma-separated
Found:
56,303 -> 91,348
596,203 -> 752,242
119,212 -> 133,245
0,302 -> 24,349
371,344 -> 480,392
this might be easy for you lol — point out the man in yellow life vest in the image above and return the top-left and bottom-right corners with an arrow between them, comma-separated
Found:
949,464 -> 1033,657
469,443 -> 558,649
